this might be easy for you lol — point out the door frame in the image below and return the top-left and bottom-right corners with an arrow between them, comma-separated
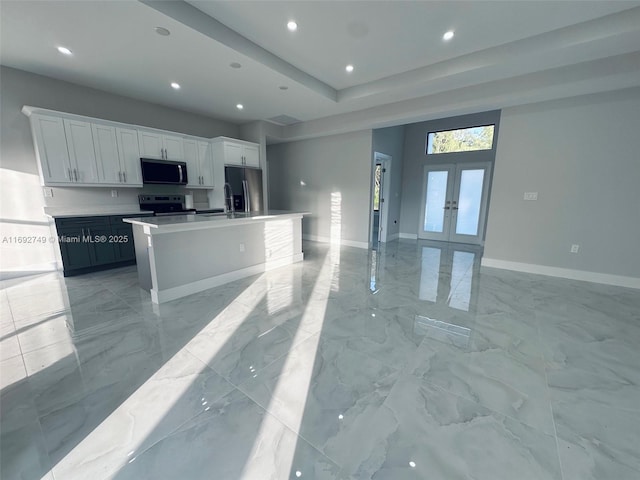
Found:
418,162 -> 492,245
370,152 -> 392,246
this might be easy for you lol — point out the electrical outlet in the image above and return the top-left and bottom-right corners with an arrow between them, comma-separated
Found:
524,192 -> 538,201
239,243 -> 245,252
43,187 -> 53,198
111,190 -> 118,198
570,244 -> 580,253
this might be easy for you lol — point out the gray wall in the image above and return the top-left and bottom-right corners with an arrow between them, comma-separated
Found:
372,126 -> 405,240
484,88 -> 640,278
399,111 -> 501,236
0,66 -> 239,273
267,130 -> 373,246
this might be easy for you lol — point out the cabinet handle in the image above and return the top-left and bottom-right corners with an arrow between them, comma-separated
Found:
119,171 -> 122,182
73,169 -> 78,182
123,172 -> 127,183
200,176 -> 203,185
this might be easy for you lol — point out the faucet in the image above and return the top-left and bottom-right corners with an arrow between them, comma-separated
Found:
223,183 -> 235,214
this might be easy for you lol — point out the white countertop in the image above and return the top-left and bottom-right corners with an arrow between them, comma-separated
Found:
124,210 -> 309,234
44,205 -> 154,218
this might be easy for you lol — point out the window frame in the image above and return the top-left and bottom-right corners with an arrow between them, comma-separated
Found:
425,124 -> 496,155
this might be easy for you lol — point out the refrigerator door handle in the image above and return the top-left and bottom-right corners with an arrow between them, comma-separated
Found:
242,179 -> 250,213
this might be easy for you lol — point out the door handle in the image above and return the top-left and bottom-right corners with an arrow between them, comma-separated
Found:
123,172 -> 127,183
452,207 -> 459,210
443,206 -> 450,210
119,171 -> 122,182
242,179 -> 250,213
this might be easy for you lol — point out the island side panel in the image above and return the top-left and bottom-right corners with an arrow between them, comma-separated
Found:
149,217 -> 303,303
132,224 -> 152,291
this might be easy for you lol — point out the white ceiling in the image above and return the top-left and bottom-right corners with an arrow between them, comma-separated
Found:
2,0 -> 640,140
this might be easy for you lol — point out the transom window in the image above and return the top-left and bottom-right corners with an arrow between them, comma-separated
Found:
426,125 -> 495,155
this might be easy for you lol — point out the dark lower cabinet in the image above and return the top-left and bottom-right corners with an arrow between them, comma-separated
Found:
55,214 -> 151,276
111,224 -> 136,262
57,226 -> 93,270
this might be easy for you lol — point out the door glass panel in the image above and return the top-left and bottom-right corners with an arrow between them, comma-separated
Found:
455,169 -> 485,235
424,171 -> 448,232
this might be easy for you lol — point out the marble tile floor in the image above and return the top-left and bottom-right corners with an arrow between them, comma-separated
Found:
1,240 -> 639,480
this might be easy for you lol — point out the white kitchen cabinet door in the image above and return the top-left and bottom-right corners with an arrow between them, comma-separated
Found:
163,134 -> 184,160
243,143 -> 260,168
64,119 -> 100,184
198,141 -> 214,187
30,114 -> 72,183
138,130 -> 163,159
182,138 -> 200,187
91,123 -> 120,184
116,127 -> 142,185
211,142 -> 226,208
223,141 -> 243,166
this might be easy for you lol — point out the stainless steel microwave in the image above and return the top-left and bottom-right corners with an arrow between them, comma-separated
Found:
140,158 -> 188,185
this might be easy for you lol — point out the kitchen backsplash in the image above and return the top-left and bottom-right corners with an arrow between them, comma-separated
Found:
43,186 -> 211,209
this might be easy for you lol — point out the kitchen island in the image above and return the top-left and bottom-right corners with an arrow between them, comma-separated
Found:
124,211 -> 308,303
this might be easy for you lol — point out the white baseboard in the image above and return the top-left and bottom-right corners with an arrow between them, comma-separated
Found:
152,253 -> 304,304
481,257 -> 640,289
302,234 -> 368,250
399,233 -> 418,240
385,233 -> 400,242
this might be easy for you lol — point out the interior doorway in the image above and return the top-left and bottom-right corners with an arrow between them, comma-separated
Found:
370,152 -> 391,250
418,162 -> 491,245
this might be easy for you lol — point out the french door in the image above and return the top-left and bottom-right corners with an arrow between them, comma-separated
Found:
418,162 -> 491,245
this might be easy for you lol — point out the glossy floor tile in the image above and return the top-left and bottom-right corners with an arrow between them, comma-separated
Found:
1,239 -> 639,480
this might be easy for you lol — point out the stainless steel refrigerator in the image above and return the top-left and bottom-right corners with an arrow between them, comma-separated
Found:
224,166 -> 264,213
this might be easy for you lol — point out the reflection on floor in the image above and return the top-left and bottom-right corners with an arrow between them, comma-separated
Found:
1,240 -> 639,480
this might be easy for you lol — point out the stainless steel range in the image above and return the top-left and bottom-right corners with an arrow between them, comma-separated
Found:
138,195 -> 194,216
139,195 -> 225,216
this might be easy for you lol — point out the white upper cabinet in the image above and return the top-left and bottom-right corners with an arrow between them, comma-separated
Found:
116,127 -> 142,186
183,138 -> 214,188
29,114 -> 72,184
138,129 -> 184,161
90,124 -> 143,186
163,134 -> 184,160
182,138 -> 200,187
198,141 -> 214,187
92,123 -> 120,184
63,119 -> 100,184
213,137 -> 260,168
23,106 -> 227,189
137,130 -> 164,159
242,143 -> 260,168
223,141 -> 243,166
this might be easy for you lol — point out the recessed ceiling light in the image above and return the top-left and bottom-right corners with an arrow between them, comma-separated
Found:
236,104 -> 244,110
279,85 -> 289,90
57,46 -> 72,56
170,82 -> 180,90
229,62 -> 242,69
155,27 -> 171,36
287,21 -> 298,32
443,30 -> 454,41
345,64 -> 354,73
